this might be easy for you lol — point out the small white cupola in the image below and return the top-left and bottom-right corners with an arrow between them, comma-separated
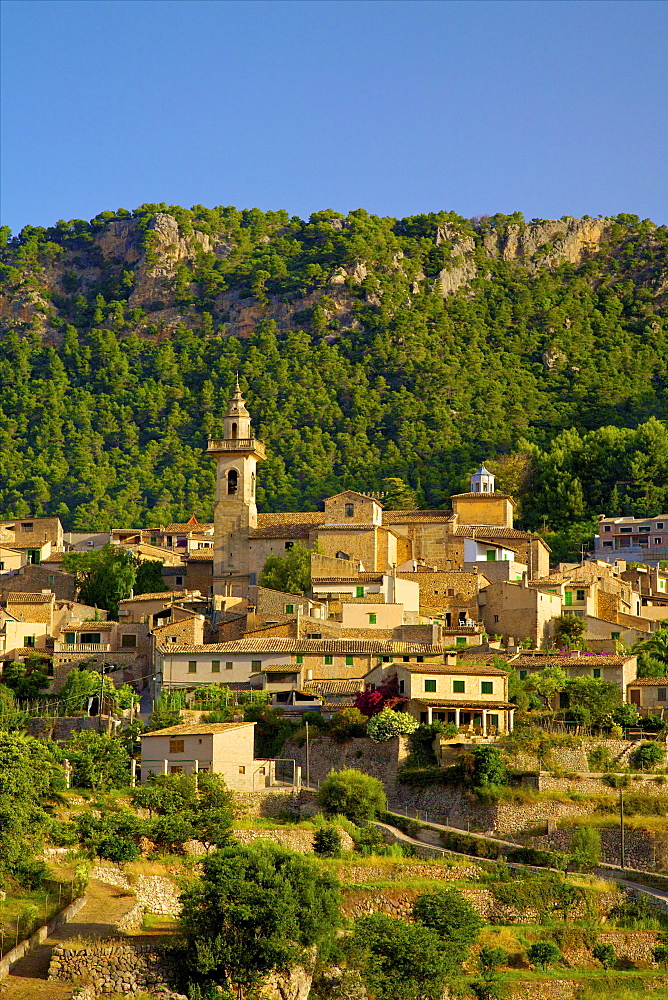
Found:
470,464 -> 495,494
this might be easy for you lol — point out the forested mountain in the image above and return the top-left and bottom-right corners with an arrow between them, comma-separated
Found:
0,205 -> 666,558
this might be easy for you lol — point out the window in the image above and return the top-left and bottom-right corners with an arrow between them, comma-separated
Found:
604,525 -> 611,532
336,551 -> 349,560
486,550 -> 496,561
493,615 -> 499,623
80,632 -> 101,644
212,660 -> 220,673
48,574 -> 54,583
188,661 -> 197,673
489,714 -> 499,728
121,634 -> 137,648
249,573 -> 257,586
619,526 -> 633,533
659,689 -> 667,702
169,740 -> 185,753
356,586 -> 364,597
593,668 -> 601,679
382,655 -> 392,663
602,541 -> 613,548
324,655 -> 333,665
227,469 -> 238,495
417,656 -> 424,663
65,633 -> 75,645
368,614 -> 377,624
559,692 -> 569,709
345,504 -> 354,517
403,656 -> 410,663
447,588 -> 455,597
0,562 -> 4,570
226,662 -> 233,670
456,637 -> 466,647
24,635 -> 35,647
611,632 -> 620,640
296,655 -> 304,665
171,636 -> 177,643
170,766 -> 183,774
238,766 -> 245,774
151,537 -> 158,546
424,679 -> 437,693
399,679 -> 405,694
21,522 -> 33,531
258,766 -> 265,775
576,590 -> 585,602
519,670 -> 527,680
307,633 -> 322,639
285,541 -> 294,550
658,523 -> 665,530
176,576 -> 184,586
639,526 -> 650,533
655,538 -> 663,546
285,604 -> 294,614
453,680 -> 465,693
345,655 -> 354,666
251,660 -> 261,669
481,682 -> 493,694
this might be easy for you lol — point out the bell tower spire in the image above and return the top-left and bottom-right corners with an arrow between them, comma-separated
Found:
207,381 -> 265,600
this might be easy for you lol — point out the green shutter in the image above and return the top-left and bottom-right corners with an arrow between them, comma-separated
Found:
564,591 -> 573,606
486,550 -> 496,561
356,586 -> 364,597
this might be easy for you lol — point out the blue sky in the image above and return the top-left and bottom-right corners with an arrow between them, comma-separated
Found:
1,0 -> 666,234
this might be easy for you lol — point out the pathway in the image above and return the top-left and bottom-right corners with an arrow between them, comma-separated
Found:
0,878 -> 137,1000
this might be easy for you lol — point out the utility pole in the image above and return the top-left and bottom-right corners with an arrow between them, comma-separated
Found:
620,786 -> 625,870
305,720 -> 310,789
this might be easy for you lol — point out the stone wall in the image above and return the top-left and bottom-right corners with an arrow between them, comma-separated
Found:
284,735 -> 410,790
231,826 -> 355,853
232,788 -> 305,818
50,940 -> 314,1000
540,828 -> 668,871
48,941 -> 184,997
537,773 -> 668,796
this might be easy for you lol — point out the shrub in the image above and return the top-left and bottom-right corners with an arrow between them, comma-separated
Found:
351,913 -> 449,1000
97,833 -> 140,862
527,940 -> 561,970
313,824 -> 342,857
366,708 -> 418,742
593,942 -> 616,969
506,846 -> 561,868
412,887 -> 482,969
468,746 -> 507,788
588,745 -> 612,771
328,708 -> 368,743
653,943 -> 668,966
441,830 -> 500,859
478,945 -> 508,975
631,741 -> 666,770
354,824 -> 389,856
317,769 -> 387,823
568,826 -> 601,871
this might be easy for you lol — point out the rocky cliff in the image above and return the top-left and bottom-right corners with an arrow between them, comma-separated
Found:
2,207 -> 658,342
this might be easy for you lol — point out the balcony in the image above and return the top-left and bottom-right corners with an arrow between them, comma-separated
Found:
54,642 -> 111,653
207,438 -> 266,458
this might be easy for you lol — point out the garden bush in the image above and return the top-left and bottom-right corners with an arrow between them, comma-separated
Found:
366,708 -> 418,742
631,741 -> 666,770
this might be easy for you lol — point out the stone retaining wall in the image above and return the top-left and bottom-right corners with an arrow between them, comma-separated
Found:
338,862 -> 483,884
48,941 -> 184,997
232,788 -> 304,818
50,941 -> 314,1000
231,826 -> 355,853
540,828 -> 668,871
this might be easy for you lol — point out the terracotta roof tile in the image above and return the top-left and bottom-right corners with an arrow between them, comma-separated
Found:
626,677 -> 668,687
157,638 -> 445,655
7,593 -> 54,604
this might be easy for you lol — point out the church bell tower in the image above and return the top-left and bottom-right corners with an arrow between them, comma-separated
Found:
207,379 -> 265,600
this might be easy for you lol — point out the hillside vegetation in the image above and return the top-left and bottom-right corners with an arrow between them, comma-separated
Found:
0,206 -> 666,554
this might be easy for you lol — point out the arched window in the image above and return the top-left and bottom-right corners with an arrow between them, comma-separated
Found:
231,422 -> 237,439
251,472 -> 256,497
227,469 -> 238,495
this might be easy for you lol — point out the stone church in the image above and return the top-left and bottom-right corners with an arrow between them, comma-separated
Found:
207,385 -> 549,606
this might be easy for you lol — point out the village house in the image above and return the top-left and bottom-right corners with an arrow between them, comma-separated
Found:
363,659 -> 513,735
479,578 -> 562,648
594,513 -> 668,566
52,620 -> 152,689
154,635 -> 446,696
508,651 -> 638,701
139,721 -> 288,789
626,677 -> 668,715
